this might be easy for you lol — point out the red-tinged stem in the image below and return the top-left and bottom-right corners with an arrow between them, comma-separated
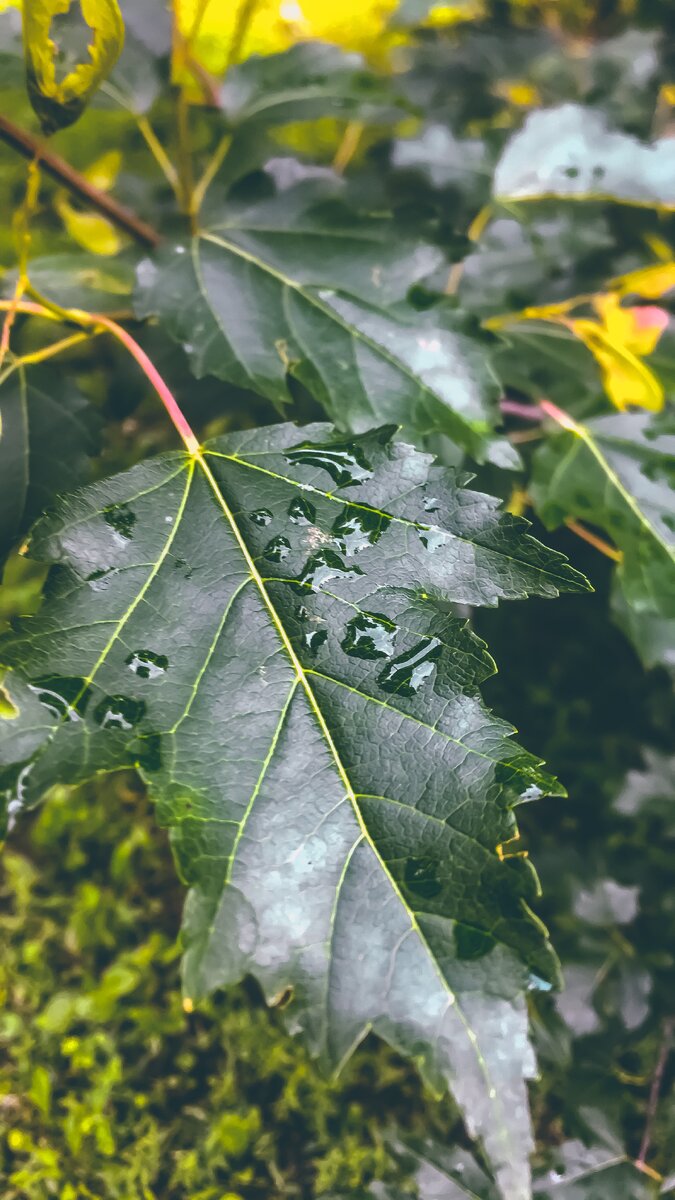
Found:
539,398 -> 582,433
637,1017 -> 675,1169
500,397 -> 546,422
0,299 -> 200,455
75,310 -> 200,454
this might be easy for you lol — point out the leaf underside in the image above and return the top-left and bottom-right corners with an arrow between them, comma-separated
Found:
0,423 -> 588,1200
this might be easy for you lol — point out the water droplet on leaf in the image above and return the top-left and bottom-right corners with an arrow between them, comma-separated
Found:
454,924 -> 493,961
342,612 -> 397,659
288,496 -> 316,524
331,506 -> 390,555
295,548 -> 364,592
93,694 -> 146,731
263,535 -> 291,562
378,637 -> 441,697
28,676 -> 90,721
285,439 -> 373,488
249,509 -> 273,526
303,628 -> 328,655
125,650 -> 169,680
423,496 -> 440,512
405,856 -> 442,900
103,503 -> 136,541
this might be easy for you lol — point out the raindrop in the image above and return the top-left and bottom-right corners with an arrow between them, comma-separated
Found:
137,733 -> 162,772
297,605 -> 309,621
263,535 -> 291,563
285,438 -> 373,488
378,637 -> 441,697
527,972 -> 553,993
93,694 -> 146,731
288,496 -> 316,524
342,612 -> 397,660
404,856 -> 442,900
104,503 -> 136,541
423,496 -> 440,513
331,506 -> 390,555
86,567 -> 116,591
28,676 -> 90,721
125,650 -> 169,680
249,508 -> 273,526
295,548 -> 364,592
454,924 -> 493,961
303,628 -> 328,655
418,526 -> 448,552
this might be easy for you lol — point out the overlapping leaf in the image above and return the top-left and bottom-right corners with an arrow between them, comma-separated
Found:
0,422 -> 588,1199
219,42 -> 396,129
494,104 -> 675,210
392,1137 -> 660,1199
531,412 -> 675,618
0,364 -> 99,561
134,184 -> 508,461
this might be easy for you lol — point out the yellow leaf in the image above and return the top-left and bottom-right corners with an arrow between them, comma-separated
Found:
592,293 -> 669,356
493,79 -> 541,107
609,260 -> 675,300
174,0 -> 400,84
571,315 -> 665,412
83,149 -> 122,192
23,0 -> 125,133
55,195 -> 122,256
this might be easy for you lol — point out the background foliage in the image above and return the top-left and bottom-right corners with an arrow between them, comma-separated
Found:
1,0 -> 674,1196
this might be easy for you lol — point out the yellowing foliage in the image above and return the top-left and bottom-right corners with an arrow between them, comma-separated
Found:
174,0 -> 401,83
571,295 -> 668,412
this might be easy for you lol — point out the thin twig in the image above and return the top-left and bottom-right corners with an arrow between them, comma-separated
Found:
0,298 -> 199,453
0,115 -> 161,248
637,1017 -> 675,1169
136,115 -> 182,199
564,518 -> 622,562
500,397 -> 546,422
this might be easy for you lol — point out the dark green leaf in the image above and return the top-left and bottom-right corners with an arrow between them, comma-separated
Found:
134,186 -> 506,461
531,412 -> 675,618
0,364 -> 100,561
220,43 -> 396,129
0,422 -> 588,1199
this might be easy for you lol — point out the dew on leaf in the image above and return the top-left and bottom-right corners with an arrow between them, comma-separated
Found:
331,506 -> 390,555
303,628 -> 328,655
297,605 -> 309,621
125,650 -> 169,680
418,526 -> 449,552
528,972 -> 553,993
378,637 -> 441,697
103,503 -> 136,541
295,547 -> 364,592
93,694 -> 147,731
404,856 -> 442,900
28,676 -> 91,721
423,496 -> 440,512
263,535 -> 291,562
285,438 -> 373,488
249,508 -> 273,526
454,924 -> 493,961
288,496 -> 316,524
342,612 -> 397,660
136,732 -> 162,772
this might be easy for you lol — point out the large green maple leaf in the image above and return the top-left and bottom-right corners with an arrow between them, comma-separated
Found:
0,423 -> 588,1199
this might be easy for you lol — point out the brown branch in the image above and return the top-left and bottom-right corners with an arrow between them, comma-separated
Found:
0,115 -> 162,249
637,1016 -> 675,1169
